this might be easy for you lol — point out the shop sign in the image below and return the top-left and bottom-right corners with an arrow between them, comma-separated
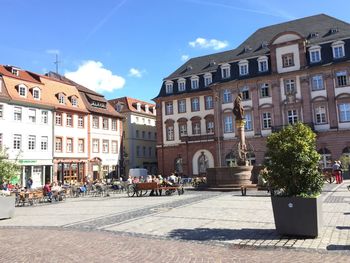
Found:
18,160 -> 37,164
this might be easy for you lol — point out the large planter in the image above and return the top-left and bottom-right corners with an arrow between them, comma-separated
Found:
0,195 -> 16,219
271,195 -> 322,238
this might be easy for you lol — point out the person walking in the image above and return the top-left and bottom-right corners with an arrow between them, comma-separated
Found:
332,161 -> 341,184
26,177 -> 33,189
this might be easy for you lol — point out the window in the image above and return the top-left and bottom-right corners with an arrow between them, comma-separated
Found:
339,103 -> 350,122
191,76 -> 199,89
239,60 -> 249,76
165,81 -> 173,94
207,121 -> 214,133
66,114 -> 73,127
103,118 -> 109,129
166,126 -> 174,141
0,104 -> 3,119
78,116 -> 84,128
78,139 -> 84,153
143,146 -> 146,157
312,75 -> 324,90
165,102 -> 173,115
282,53 -> 294,67
14,107 -> 22,121
55,112 -> 62,126
287,110 -> 298,124
241,87 -> 250,100
315,106 -> 327,124
28,135 -> 36,150
142,131 -> 145,139
41,111 -> 48,124
260,83 -> 270,97
179,123 -> 187,137
332,41 -> 345,59
148,147 -> 152,157
111,119 -> 117,130
148,132 -> 151,139
178,79 -> 186,92
245,112 -> 253,131
178,99 -> 186,113
318,148 -> 332,169
33,88 -> 40,100
92,116 -> 99,128
41,136 -> 48,151
309,46 -> 321,63
284,79 -> 296,95
224,115 -> 233,133
192,122 -> 201,135
191,97 -> 200,111
19,85 -> 27,97
258,56 -> 268,72
136,146 -> 140,157
112,141 -> 118,154
262,112 -> 272,129
221,64 -> 231,79
92,139 -> 99,153
71,97 -> 78,107
55,137 -> 62,152
58,94 -> 65,104
336,71 -> 348,87
223,89 -> 232,103
66,138 -> 73,153
102,140 -> 109,153
28,109 -> 36,123
205,96 -> 213,110
136,130 -> 139,138
204,73 -> 212,87
14,134 -> 21,150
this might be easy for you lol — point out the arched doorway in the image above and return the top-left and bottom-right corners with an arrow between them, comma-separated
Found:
192,150 -> 214,175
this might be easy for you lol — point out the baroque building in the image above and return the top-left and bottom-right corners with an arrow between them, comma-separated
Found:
154,14 -> 350,177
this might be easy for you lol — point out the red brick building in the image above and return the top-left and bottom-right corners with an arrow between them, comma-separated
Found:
154,14 -> 350,177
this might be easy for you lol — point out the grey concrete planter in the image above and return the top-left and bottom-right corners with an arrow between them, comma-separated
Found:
271,195 -> 322,238
0,195 -> 15,219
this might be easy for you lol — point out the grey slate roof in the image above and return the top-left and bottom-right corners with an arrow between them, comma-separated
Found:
165,14 -> 350,80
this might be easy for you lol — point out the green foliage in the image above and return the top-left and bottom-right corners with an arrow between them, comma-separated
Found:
340,155 -> 350,171
0,149 -> 20,184
264,123 -> 324,197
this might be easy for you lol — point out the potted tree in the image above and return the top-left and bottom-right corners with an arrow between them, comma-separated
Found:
0,149 -> 20,219
264,123 -> 324,237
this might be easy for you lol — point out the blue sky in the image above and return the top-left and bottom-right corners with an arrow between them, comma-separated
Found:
2,0 -> 350,102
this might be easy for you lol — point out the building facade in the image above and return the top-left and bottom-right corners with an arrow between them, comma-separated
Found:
155,14 -> 350,177
109,97 -> 157,177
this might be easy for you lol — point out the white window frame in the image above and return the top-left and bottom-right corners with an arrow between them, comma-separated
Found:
332,41 -> 345,59
78,139 -> 84,153
167,126 -> 174,141
204,73 -> 212,87
41,111 -> 48,124
179,123 -> 187,137
58,94 -> 65,104
66,138 -> 73,153
78,116 -> 84,128
339,103 -> 350,122
221,64 -> 231,79
0,104 -> 4,119
241,86 -> 250,100
262,112 -> 272,129
178,78 -> 186,92
28,135 -> 36,150
178,99 -> 186,113
207,121 -> 214,133
103,118 -> 109,130
315,105 -> 327,124
192,122 -> 201,135
92,139 -> 99,153
14,107 -> 22,122
41,136 -> 48,151
28,109 -> 36,123
102,140 -> 109,153
71,97 -> 78,107
66,114 -> 73,127
13,134 -> 21,150
257,56 -> 268,72
191,98 -> 200,112
285,79 -> 296,95
287,109 -> 298,124
18,84 -> 27,97
312,75 -> 324,91
309,46 -> 321,63
244,112 -> 253,131
191,76 -> 199,90
165,81 -> 173,94
205,96 -> 213,110
224,115 -> 233,133
223,89 -> 232,104
32,87 -> 41,100
92,116 -> 99,128
260,83 -> 270,98
238,60 -> 249,76
165,102 -> 173,115
111,119 -> 117,130
55,112 -> 62,126
336,71 -> 348,87
111,141 -> 118,154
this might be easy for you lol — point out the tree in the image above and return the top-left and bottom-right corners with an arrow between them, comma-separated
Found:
264,123 -> 324,197
0,149 -> 20,185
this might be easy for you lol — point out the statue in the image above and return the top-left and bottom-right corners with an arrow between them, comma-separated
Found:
175,157 -> 183,174
232,92 -> 244,120
198,152 -> 208,174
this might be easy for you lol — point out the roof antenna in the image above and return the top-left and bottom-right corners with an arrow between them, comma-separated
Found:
54,53 -> 61,74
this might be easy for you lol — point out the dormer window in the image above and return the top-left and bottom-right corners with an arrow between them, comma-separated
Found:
11,68 -> 19,76
57,93 -> 65,104
32,87 -> 41,100
221,64 -> 231,79
165,81 -> 173,94
309,32 -> 319,38
239,60 -> 249,76
69,95 -> 78,107
204,73 -> 212,87
309,45 -> 322,63
330,28 -> 339,34
332,41 -> 345,59
178,78 -> 186,92
18,84 -> 27,97
257,56 -> 268,72
136,102 -> 141,112
191,76 -> 199,89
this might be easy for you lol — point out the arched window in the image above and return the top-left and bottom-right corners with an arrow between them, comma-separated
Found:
225,152 -> 236,167
318,148 -> 332,169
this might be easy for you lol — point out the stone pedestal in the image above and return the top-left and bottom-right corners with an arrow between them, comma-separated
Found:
206,166 -> 253,188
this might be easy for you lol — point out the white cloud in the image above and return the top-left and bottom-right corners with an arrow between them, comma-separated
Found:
181,55 -> 189,61
46,49 -> 60,54
189,37 -> 228,50
65,60 -> 125,92
128,68 -> 143,78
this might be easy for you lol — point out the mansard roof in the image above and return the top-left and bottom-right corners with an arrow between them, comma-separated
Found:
164,14 -> 350,81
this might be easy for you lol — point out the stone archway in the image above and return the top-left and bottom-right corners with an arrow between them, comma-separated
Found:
192,150 -> 214,175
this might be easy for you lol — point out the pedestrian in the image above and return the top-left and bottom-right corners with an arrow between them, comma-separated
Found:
27,177 -> 33,189
338,160 -> 344,183
332,161 -> 341,184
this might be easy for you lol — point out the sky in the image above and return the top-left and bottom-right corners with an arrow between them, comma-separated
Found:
2,0 -> 350,103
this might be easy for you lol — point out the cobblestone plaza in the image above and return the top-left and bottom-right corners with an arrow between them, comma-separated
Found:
1,182 -> 350,262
